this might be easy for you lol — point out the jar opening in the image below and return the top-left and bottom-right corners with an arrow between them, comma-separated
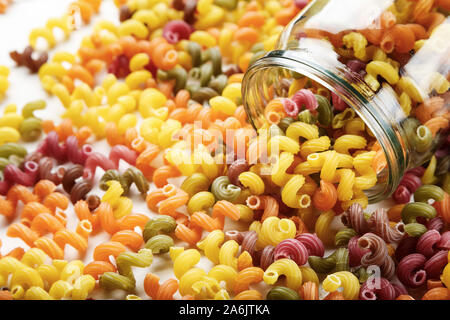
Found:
242,51 -> 408,203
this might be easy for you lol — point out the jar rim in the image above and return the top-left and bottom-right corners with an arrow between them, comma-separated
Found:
242,50 -> 408,203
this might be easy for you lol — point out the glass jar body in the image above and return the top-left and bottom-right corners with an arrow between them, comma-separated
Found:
242,0 -> 449,202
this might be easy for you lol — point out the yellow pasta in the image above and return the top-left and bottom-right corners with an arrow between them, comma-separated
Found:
264,259 -> 302,290
322,271 -> 360,300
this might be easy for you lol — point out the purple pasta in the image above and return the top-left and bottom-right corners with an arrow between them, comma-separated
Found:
259,245 -> 275,270
295,233 -> 325,257
3,161 -> 39,187
426,217 -> 444,232
406,166 -> 426,177
37,131 -> 67,162
163,20 -> 192,44
0,180 -> 11,196
416,229 -> 441,258
109,145 -> 138,168
294,0 -> 309,9
424,250 -> 449,279
241,231 -> 259,261
396,253 -> 427,288
227,159 -> 249,187
347,59 -> 366,74
392,185 -> 412,204
359,277 -> 396,300
358,233 -> 395,279
437,231 -> 450,250
367,208 -> 405,243
291,89 -> 318,112
341,203 -> 371,234
395,236 -> 418,262
399,173 -> 422,193
331,92 -> 347,111
273,239 -> 308,266
348,236 -> 369,267
65,135 -> 93,165
282,98 -> 299,118
83,153 -> 116,180
38,157 -> 65,184
391,282 -> 408,297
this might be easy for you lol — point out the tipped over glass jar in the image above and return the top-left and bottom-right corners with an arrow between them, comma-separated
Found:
242,0 -> 449,203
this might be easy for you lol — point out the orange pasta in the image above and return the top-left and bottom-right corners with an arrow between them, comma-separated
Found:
54,229 -> 89,253
0,197 -> 15,219
6,223 -> 39,247
299,281 -> 319,300
43,192 -> 69,212
312,180 -> 338,211
92,241 -> 127,262
152,165 -> 181,188
422,288 -> 450,300
97,202 -> 120,234
30,212 -> 66,235
83,261 -> 117,280
33,180 -> 57,200
234,290 -> 263,300
237,251 -> 253,271
246,195 -> 279,221
34,237 -> 64,259
111,230 -> 144,251
234,267 -> 264,294
174,223 -> 203,245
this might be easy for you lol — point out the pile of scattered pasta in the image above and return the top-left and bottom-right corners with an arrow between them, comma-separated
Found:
0,0 -> 449,301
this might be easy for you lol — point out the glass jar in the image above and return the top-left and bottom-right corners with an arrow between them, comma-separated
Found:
242,0 -> 449,203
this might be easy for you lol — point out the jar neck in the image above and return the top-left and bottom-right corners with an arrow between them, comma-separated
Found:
242,49 -> 410,203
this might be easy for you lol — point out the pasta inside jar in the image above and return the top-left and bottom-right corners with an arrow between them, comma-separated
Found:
242,0 -> 450,203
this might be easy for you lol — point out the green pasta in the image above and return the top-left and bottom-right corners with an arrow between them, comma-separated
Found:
0,143 -> 27,159
142,215 -> 177,242
210,176 -> 241,202
123,167 -> 149,195
248,50 -> 266,67
414,185 -> 444,203
208,74 -> 228,95
308,248 -> 349,273
100,170 -> 129,194
144,234 -> 174,254
278,117 -> 295,133
167,66 -> 188,92
99,272 -> 136,292
333,248 -> 350,272
335,228 -> 357,247
250,42 -> 264,53
353,267 -> 370,284
116,249 -> 153,280
297,110 -> 316,125
199,61 -> 213,87
411,125 -> 432,153
19,117 -> 42,142
315,94 -> 332,126
187,41 -> 202,67
206,47 -> 222,76
436,155 -> 450,177
404,222 -> 428,237
401,202 -> 437,224
22,100 -> 46,119
192,87 -> 219,103
266,286 -> 300,300
181,173 -> 210,197
214,0 -> 238,10
442,173 -> 450,194
308,254 -> 336,274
